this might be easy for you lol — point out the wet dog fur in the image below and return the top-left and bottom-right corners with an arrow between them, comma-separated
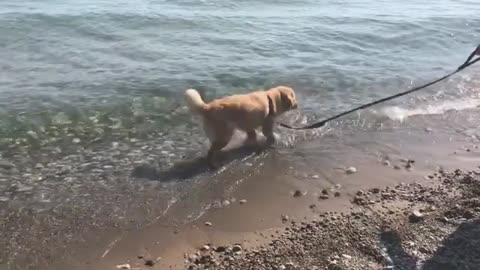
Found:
184,86 -> 298,168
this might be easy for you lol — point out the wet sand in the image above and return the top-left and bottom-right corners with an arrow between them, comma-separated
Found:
42,116 -> 480,270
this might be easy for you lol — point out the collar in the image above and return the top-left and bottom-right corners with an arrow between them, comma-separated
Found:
267,95 -> 275,117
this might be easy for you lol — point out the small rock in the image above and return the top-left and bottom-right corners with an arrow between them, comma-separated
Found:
293,190 -> 303,197
200,245 -> 210,252
419,246 -> 429,254
345,166 -> 357,174
334,191 -> 341,197
409,210 -> 424,223
342,254 -> 352,260
321,189 -> 329,195
281,215 -> 289,223
116,264 -> 131,270
383,160 -> 391,166
239,199 -> 247,204
144,259 -> 155,267
309,204 -> 316,209
312,175 -> 320,179
334,184 -> 342,189
72,138 -> 81,144
222,200 -> 231,207
356,190 -> 365,196
319,194 -> 330,200
205,222 -> 213,226
371,188 -> 380,194
215,246 -> 226,253
394,165 -> 402,170
232,245 -> 242,252
279,265 -> 286,270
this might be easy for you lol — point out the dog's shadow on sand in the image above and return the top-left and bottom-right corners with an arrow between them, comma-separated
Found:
131,145 -> 263,181
380,219 -> 480,270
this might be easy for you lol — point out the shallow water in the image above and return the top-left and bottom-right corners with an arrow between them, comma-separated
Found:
1,0 -> 480,268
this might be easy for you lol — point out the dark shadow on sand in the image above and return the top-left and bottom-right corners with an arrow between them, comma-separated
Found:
131,145 -> 262,181
379,219 -> 480,270
422,219 -> 480,270
380,228 -> 417,270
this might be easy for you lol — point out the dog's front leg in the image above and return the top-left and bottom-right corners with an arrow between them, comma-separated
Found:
262,118 -> 276,146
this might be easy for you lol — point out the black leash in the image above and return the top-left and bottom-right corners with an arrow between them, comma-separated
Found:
280,43 -> 480,130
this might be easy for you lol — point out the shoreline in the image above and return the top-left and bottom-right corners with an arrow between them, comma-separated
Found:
50,131 -> 480,270
3,108 -> 480,270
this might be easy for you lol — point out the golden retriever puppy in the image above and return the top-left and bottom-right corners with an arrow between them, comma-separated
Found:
184,86 -> 298,168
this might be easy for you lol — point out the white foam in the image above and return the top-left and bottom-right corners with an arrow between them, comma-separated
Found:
380,98 -> 480,122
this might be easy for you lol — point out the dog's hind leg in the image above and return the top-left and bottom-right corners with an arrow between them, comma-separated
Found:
206,125 -> 233,168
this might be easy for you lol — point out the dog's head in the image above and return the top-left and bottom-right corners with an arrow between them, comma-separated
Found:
269,86 -> 298,114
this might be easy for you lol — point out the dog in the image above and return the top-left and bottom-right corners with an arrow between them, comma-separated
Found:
184,86 -> 298,168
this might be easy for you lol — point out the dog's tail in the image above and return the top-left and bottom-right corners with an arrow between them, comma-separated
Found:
184,89 -> 207,114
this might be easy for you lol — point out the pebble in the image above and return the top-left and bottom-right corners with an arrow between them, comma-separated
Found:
319,194 -> 330,200
215,246 -> 226,253
312,175 -> 320,179
115,264 -> 131,270
205,222 -> 213,226
281,215 -> 290,223
342,254 -> 352,260
239,199 -> 247,204
279,265 -> 286,270
383,160 -> 391,166
345,166 -> 357,174
334,191 -> 341,197
232,245 -> 242,252
293,190 -> 303,197
144,259 -> 155,267
394,165 -> 402,170
200,245 -> 210,251
222,200 -> 231,207
409,210 -> 424,223
321,189 -> 329,195
356,190 -> 365,196
72,138 -> 81,144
